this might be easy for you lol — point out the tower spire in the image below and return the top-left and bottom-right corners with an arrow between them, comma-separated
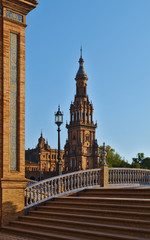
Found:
76,47 -> 87,79
41,130 -> 43,138
80,45 -> 82,58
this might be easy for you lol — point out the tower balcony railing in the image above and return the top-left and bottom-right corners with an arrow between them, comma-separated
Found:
109,168 -> 150,185
25,168 -> 101,209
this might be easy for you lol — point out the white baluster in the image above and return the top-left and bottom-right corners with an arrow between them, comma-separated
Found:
33,187 -> 35,203
64,177 -> 67,192
29,188 -> 32,204
51,180 -> 53,196
26,189 -> 28,206
48,182 -> 50,197
74,174 -> 76,189
92,171 -> 94,186
86,172 -> 88,186
95,171 -> 98,185
68,176 -> 71,191
61,178 -> 64,193
54,180 -> 57,195
44,183 -> 46,198
77,174 -> 80,188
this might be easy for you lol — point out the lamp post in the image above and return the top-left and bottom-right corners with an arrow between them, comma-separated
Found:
55,105 -> 63,175
39,151 -> 41,181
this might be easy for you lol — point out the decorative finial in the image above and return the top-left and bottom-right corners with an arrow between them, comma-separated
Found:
102,142 -> 107,166
80,45 -> 82,58
58,105 -> 60,111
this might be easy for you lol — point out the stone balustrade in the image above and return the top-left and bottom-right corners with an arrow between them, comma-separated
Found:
109,168 -> 150,185
25,167 -> 150,209
25,168 -> 101,209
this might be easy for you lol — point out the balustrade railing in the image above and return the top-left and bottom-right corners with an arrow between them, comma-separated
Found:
25,168 -> 101,209
109,168 -> 150,185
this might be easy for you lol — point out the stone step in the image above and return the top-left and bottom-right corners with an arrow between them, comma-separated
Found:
45,200 -> 150,212
18,215 -> 150,238
8,220 -> 149,240
84,188 -> 150,192
77,192 -> 150,198
28,210 -> 150,229
55,196 -> 150,206
36,205 -> 150,220
2,226 -> 78,240
3,187 -> 150,240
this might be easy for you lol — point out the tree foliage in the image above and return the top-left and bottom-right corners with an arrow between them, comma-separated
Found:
99,145 -> 130,168
99,147 -> 150,170
132,153 -> 150,169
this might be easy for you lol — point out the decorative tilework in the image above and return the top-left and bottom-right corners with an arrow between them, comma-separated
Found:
0,8 -> 3,16
10,33 -> 18,171
6,10 -> 23,22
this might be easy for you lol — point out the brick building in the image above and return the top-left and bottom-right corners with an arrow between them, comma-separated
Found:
25,132 -> 65,180
64,50 -> 99,172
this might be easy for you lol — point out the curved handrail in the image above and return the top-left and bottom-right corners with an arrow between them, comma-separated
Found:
26,179 -> 37,187
109,168 -> 150,185
109,168 -> 150,171
25,168 -> 101,209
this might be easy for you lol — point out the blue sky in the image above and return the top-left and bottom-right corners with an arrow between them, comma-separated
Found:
25,0 -> 150,163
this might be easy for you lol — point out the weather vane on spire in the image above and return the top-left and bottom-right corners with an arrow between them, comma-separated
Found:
80,45 -> 82,58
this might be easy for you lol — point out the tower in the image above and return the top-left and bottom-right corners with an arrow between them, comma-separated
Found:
0,0 -> 38,225
64,50 -> 99,172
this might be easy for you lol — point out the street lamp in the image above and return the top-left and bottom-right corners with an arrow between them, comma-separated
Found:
55,105 -> 63,175
39,151 -> 41,181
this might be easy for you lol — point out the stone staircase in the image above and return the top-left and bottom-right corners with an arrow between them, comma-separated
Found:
2,187 -> 150,239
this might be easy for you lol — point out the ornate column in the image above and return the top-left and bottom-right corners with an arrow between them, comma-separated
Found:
0,0 -> 38,225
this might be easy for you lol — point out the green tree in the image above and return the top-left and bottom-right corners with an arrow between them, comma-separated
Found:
99,145 -> 130,168
141,157 -> 150,169
131,162 -> 141,169
132,153 -> 144,164
131,154 -> 150,169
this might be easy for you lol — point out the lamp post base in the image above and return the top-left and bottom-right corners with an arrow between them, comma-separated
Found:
57,161 -> 62,176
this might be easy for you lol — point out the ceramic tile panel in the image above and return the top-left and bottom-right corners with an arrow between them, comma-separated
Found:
0,8 -> 2,16
10,33 -> 18,171
6,10 -> 23,22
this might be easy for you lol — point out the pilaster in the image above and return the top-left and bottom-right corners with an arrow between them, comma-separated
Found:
100,165 -> 108,187
0,0 -> 38,225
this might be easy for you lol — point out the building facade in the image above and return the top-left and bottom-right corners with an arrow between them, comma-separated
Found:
25,133 -> 65,180
64,51 -> 99,172
0,0 -> 38,225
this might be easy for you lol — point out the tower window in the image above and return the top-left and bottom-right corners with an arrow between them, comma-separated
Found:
86,135 -> 89,142
71,159 -> 72,168
89,114 -> 91,123
73,135 -> 76,140
72,114 -> 74,121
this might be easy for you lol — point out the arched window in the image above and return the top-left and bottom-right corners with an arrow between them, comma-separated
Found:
74,159 -> 76,168
73,133 -> 76,140
72,113 -> 74,121
89,114 -> 91,123
70,159 -> 72,168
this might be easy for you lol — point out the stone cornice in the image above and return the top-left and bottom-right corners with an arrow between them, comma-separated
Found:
1,0 -> 38,15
